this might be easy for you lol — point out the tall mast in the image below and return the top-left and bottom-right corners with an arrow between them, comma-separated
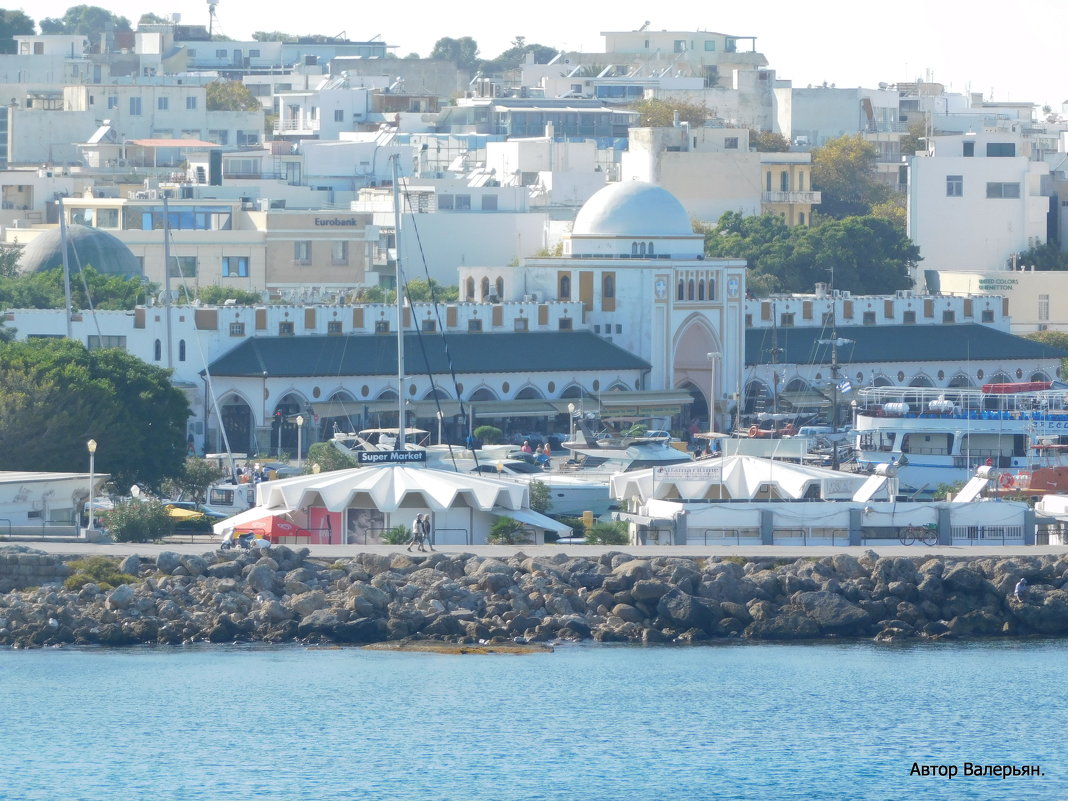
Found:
392,154 -> 405,449
58,197 -> 72,339
162,196 -> 173,369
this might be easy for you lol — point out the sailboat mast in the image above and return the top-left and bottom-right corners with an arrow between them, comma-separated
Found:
392,154 -> 405,449
58,197 -> 72,339
162,196 -> 173,369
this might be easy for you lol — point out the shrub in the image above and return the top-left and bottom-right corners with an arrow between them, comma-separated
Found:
101,498 -> 174,543
585,520 -> 629,545
488,516 -> 530,545
382,525 -> 410,545
63,556 -> 136,591
528,479 -> 550,514
473,425 -> 503,444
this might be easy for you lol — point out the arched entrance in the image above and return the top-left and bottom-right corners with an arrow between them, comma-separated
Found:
219,394 -> 253,455
269,393 -> 306,458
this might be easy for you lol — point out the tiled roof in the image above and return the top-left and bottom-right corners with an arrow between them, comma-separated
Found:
205,330 -> 650,378
745,324 -> 1068,366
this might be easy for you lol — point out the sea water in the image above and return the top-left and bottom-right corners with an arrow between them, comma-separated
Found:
1,640 -> 1065,801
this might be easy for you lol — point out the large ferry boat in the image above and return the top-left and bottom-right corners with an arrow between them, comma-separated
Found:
853,382 -> 1068,494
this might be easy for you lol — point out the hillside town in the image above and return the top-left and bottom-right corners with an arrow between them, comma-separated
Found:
3,10 -> 1068,548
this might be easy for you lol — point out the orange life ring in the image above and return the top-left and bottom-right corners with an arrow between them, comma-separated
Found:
748,425 -> 760,438
998,473 -> 1014,488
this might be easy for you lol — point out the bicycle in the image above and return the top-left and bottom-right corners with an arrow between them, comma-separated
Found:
898,524 -> 938,546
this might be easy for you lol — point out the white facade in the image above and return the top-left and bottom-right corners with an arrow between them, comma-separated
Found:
908,132 -> 1049,273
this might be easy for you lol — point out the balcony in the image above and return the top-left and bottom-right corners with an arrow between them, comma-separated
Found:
762,191 -> 822,204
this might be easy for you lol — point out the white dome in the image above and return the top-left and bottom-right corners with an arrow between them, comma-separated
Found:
573,181 -> 693,237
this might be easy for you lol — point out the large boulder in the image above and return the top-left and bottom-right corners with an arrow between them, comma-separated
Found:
793,591 -> 872,636
656,588 -> 720,633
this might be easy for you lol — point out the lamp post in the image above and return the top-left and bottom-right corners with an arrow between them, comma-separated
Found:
86,439 -> 97,532
436,410 -> 444,444
295,415 -> 304,467
567,402 -> 576,461
706,352 -> 721,433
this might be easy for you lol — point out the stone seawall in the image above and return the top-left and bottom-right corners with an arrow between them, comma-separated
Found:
0,548 -> 72,593
1,545 -> 1066,648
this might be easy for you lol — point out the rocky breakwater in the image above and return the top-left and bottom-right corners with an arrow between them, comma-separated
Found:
1,546 -> 1068,648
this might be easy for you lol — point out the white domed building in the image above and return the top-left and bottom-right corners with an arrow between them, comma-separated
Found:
459,180 -> 747,430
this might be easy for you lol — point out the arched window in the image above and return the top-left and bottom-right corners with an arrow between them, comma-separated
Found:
559,275 -> 571,299
697,279 -> 705,300
603,274 -> 615,299
639,242 -> 646,256
766,171 -> 772,191
480,277 -> 490,299
687,279 -> 695,300
495,277 -> 504,298
677,280 -> 685,300
648,242 -> 654,255
153,339 -> 161,360
780,171 -> 789,191
799,212 -> 805,226
631,242 -> 638,256
178,339 -> 186,361
465,277 -> 475,300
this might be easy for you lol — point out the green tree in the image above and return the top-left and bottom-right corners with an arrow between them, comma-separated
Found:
481,36 -> 558,73
402,279 -> 459,302
1011,242 -> 1068,271
0,266 -> 156,310
0,338 -> 190,490
0,245 -> 20,276
0,10 -> 34,54
473,425 -> 503,444
585,520 -> 628,545
205,80 -> 261,112
488,516 -> 530,544
750,129 -> 790,152
631,98 -> 711,128
137,12 -> 168,25
898,122 -> 927,158
429,36 -> 480,71
40,5 -> 130,35
103,497 -> 174,542
252,30 -> 296,41
162,456 -> 226,503
811,134 -> 890,218
196,285 -> 262,305
306,440 -> 358,472
528,479 -> 550,514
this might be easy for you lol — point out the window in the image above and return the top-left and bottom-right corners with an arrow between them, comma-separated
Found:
186,96 -> 197,110
822,312 -> 835,326
986,142 -> 1016,157
765,171 -> 772,192
704,40 -> 716,51
169,256 -> 197,278
514,317 -> 528,332
697,280 -> 705,300
603,274 -> 615,299
558,317 -> 573,330
799,172 -> 805,191
216,48 -> 227,58
334,109 -> 344,122
559,275 -> 571,299
437,194 -> 453,210
87,335 -> 126,350
294,241 -> 311,264
780,313 -> 794,327
421,319 -> 436,332
1039,294 -> 1050,322
327,320 -> 343,335
222,256 -> 249,277
249,49 -> 260,58
981,309 -> 994,323
724,137 -> 738,149
863,311 -> 876,325
178,340 -> 186,361
158,96 -> 169,110
946,175 -> 963,197
780,171 -> 789,191
229,322 -> 245,336
375,320 -> 390,333
107,95 -> 118,109
673,40 -> 686,53
903,310 -> 916,324
331,241 -> 348,265
208,130 -> 229,145
942,310 -> 956,323
129,97 -> 142,115
481,195 -> 497,211
154,339 -> 162,360
963,141 -> 974,157
986,182 -> 1020,198
467,318 -> 482,332
454,194 -> 471,210
278,321 -> 294,336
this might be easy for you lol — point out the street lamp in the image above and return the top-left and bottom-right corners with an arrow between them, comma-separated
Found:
86,439 -> 97,532
567,402 -> 576,461
295,415 -> 304,467
706,352 -> 721,433
436,410 -> 445,444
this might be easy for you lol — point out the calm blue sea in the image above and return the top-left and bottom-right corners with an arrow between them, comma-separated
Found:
0,640 -> 1064,801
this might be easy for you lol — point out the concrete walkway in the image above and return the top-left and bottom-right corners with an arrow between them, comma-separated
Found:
9,538 -> 1068,560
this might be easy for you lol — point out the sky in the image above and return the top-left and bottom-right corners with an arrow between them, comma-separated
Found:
22,0 -> 1068,110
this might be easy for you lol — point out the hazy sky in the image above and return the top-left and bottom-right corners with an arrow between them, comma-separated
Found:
26,0 -> 1068,109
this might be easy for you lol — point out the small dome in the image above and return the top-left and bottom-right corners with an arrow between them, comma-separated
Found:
573,181 -> 693,237
18,224 -> 142,277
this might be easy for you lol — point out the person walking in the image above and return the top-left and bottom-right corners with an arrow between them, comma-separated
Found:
420,513 -> 434,551
406,515 -> 425,552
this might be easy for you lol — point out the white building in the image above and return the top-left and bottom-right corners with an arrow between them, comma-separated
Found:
908,131 -> 1050,274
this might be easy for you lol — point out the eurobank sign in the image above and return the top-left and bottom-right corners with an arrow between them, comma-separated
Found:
314,217 -> 359,227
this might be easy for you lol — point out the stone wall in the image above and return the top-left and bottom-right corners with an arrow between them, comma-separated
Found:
0,546 -> 72,593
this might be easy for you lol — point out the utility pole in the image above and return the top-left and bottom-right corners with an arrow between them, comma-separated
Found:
818,294 -> 853,471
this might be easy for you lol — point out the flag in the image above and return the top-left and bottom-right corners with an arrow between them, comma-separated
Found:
837,378 -> 852,394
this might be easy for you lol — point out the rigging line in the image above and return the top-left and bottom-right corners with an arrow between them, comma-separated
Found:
69,240 -> 104,343
398,176 -> 471,470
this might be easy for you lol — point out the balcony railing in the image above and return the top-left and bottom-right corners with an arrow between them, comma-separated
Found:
762,190 -> 822,204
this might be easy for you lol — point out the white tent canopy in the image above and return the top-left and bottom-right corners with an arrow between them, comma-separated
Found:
611,455 -> 879,503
